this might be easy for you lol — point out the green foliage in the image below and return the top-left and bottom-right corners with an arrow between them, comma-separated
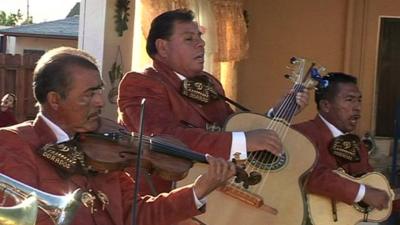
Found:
114,0 -> 130,36
108,62 -> 123,85
21,16 -> 33,25
108,61 -> 123,104
0,10 -> 25,26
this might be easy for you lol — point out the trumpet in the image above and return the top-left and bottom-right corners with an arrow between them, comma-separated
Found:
0,194 -> 38,225
0,173 -> 82,225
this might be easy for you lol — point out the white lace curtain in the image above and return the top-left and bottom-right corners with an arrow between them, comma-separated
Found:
210,0 -> 248,62
140,0 -> 189,38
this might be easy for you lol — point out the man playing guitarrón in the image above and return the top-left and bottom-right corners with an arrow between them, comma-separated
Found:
118,8 -> 309,196
294,72 -> 399,224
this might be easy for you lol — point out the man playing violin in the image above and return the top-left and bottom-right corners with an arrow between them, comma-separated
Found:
0,47 -> 237,225
118,8 -> 309,195
293,72 -> 399,224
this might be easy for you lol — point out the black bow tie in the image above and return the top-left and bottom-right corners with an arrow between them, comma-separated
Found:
181,75 -> 219,104
329,134 -> 361,163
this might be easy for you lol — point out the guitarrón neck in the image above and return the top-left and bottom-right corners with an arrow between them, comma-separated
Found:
271,84 -> 304,123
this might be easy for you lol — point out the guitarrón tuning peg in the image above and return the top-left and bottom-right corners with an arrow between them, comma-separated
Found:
290,56 -> 298,64
284,73 -> 297,83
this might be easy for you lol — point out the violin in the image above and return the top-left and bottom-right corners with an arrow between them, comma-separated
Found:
41,118 -> 257,185
78,131 -> 204,181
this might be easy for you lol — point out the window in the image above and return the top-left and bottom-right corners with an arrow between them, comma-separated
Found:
0,35 -> 6,53
375,17 -> 400,137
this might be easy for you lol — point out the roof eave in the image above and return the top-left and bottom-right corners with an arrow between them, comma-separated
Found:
0,32 -> 78,40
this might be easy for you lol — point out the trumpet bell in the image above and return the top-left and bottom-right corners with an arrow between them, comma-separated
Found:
0,173 -> 82,225
0,194 -> 38,225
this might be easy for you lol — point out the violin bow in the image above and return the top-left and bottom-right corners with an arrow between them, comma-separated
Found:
131,98 -> 147,225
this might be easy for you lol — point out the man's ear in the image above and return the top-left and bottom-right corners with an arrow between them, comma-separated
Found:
46,91 -> 62,110
155,39 -> 168,58
319,99 -> 330,113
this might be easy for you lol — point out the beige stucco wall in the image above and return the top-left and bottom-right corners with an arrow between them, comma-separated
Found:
351,0 -> 400,135
79,0 -> 134,120
239,0 -> 400,136
239,0 -> 348,123
100,0 -> 135,120
14,37 -> 77,55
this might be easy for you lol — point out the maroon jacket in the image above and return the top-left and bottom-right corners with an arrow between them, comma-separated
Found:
293,116 -> 372,204
0,116 -> 202,225
118,60 -> 233,194
0,109 -> 17,127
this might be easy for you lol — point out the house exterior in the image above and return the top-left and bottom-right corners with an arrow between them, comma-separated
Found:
0,13 -> 79,123
0,15 -> 78,55
0,26 -> 15,53
1,0 -> 399,143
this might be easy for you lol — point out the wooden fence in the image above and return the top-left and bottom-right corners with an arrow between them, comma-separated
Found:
0,53 -> 42,122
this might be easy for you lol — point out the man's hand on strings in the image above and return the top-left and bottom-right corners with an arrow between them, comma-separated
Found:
363,185 -> 390,210
295,88 -> 309,114
271,88 -> 309,117
245,129 -> 282,156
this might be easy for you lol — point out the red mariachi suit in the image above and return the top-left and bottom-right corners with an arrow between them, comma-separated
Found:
118,60 -> 233,194
0,109 -> 17,127
0,116 -> 203,225
293,116 -> 372,204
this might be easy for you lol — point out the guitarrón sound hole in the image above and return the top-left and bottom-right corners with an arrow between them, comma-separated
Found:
353,201 -> 373,214
247,151 -> 287,171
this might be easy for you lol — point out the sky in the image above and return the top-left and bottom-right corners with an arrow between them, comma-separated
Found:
0,0 -> 80,23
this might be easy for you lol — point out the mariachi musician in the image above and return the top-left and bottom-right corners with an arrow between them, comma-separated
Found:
293,72 -> 400,224
118,8 -> 309,195
0,47 -> 237,225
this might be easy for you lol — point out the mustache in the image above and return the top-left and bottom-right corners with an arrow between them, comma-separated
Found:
87,110 -> 101,119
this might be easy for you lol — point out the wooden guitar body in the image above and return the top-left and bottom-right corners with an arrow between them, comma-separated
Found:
307,171 -> 394,225
178,112 -> 317,225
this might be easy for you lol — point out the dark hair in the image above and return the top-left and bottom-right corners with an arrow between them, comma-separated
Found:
2,93 -> 16,101
33,47 -> 99,104
146,8 -> 195,57
315,72 -> 357,109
